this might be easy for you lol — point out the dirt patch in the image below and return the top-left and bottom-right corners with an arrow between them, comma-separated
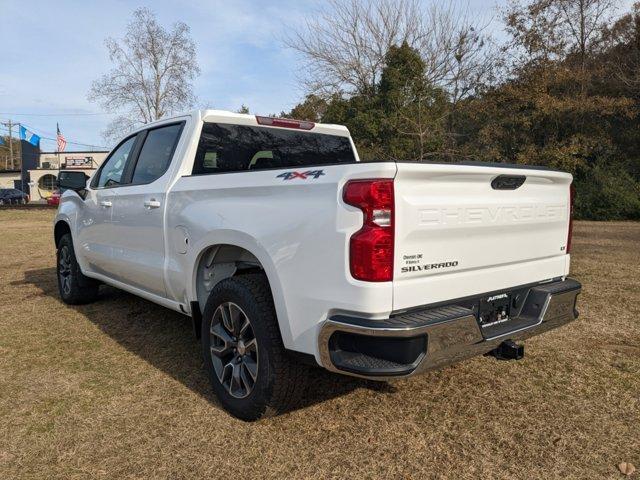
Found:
1,210 -> 638,479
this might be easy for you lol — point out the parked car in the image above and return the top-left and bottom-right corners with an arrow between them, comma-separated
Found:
47,190 -> 61,206
53,110 -> 582,420
0,188 -> 29,205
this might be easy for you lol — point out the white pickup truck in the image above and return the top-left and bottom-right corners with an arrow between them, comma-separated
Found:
55,110 -> 581,420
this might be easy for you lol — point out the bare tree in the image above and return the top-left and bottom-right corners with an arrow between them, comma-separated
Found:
88,8 -> 200,142
556,0 -> 618,94
601,3 -> 640,89
505,0 -> 617,70
504,0 -> 567,65
420,3 -> 500,102
557,0 -> 617,62
284,0 -> 496,100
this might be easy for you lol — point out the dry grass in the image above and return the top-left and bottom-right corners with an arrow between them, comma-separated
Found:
0,210 -> 638,479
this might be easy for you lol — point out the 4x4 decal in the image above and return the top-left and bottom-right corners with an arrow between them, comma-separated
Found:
277,170 -> 325,180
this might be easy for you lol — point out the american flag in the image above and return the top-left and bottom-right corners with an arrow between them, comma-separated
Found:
57,123 -> 67,152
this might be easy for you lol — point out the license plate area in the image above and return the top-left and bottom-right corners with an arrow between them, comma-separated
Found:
476,291 -> 526,338
474,285 -> 540,339
478,293 -> 511,329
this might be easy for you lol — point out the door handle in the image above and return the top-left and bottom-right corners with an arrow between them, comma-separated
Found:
144,199 -> 161,209
99,200 -> 112,208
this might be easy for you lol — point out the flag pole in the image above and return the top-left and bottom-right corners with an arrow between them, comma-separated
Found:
18,123 -> 24,195
57,122 -> 60,170
8,120 -> 13,171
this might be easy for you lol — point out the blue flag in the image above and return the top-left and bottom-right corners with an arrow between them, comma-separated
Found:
19,126 -> 40,147
0,137 -> 4,145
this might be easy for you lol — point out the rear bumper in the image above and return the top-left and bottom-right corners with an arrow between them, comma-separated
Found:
318,278 -> 581,379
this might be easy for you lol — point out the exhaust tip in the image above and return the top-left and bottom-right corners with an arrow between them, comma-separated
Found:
490,339 -> 524,360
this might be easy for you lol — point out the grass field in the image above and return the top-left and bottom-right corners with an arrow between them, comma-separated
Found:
1,209 -> 638,479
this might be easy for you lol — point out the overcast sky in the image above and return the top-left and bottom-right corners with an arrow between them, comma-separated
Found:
0,0 -> 633,151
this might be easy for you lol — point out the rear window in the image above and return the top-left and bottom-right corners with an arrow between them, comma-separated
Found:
192,123 -> 355,175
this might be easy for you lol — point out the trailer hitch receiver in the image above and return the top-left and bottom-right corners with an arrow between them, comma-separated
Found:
490,339 -> 524,360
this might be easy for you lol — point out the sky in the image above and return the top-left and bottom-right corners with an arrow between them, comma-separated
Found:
0,0 -> 634,151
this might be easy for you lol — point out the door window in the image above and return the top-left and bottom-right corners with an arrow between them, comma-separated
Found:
95,136 -> 136,188
131,124 -> 183,185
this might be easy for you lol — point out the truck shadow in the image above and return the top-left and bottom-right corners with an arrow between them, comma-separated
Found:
16,267 -> 394,416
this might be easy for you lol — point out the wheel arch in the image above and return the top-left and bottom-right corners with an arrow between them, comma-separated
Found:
54,220 -> 72,248
193,243 -> 263,312
188,235 -> 293,348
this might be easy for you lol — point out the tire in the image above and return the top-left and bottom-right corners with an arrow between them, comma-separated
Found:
56,233 -> 100,304
201,273 -> 308,421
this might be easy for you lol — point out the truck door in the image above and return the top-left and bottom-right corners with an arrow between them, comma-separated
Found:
76,134 -> 138,277
108,122 -> 185,297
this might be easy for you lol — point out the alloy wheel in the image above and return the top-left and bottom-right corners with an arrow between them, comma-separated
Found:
58,246 -> 72,295
209,301 -> 259,398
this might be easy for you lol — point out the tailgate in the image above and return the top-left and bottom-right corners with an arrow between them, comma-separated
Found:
393,162 -> 572,310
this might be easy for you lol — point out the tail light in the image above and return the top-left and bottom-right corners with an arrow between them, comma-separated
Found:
566,183 -> 575,254
343,179 -> 394,282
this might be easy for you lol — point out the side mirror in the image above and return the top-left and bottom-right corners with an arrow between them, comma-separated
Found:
58,171 -> 89,195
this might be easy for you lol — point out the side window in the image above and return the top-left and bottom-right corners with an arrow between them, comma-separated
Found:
131,124 -> 183,185
192,123 -> 356,175
95,136 -> 136,188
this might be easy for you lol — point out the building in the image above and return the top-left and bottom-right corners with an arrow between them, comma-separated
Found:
28,151 -> 108,201
2,139 -> 110,201
0,169 -> 21,189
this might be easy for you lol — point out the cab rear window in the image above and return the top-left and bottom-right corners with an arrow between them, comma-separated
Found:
192,123 -> 355,174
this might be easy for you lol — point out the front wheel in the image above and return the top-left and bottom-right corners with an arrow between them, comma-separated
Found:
201,274 -> 308,421
57,233 -> 100,304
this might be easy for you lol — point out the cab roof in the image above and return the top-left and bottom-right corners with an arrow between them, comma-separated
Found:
139,109 -> 351,138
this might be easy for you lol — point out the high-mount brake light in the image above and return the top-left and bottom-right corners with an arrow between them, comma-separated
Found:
343,179 -> 394,282
255,116 -> 315,130
567,183 -> 575,254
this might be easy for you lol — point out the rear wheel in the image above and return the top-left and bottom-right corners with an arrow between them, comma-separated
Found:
57,233 -> 99,304
201,274 -> 308,421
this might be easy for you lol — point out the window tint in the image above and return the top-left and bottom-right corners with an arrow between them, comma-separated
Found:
131,124 -> 183,184
192,123 -> 355,174
96,136 -> 136,188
